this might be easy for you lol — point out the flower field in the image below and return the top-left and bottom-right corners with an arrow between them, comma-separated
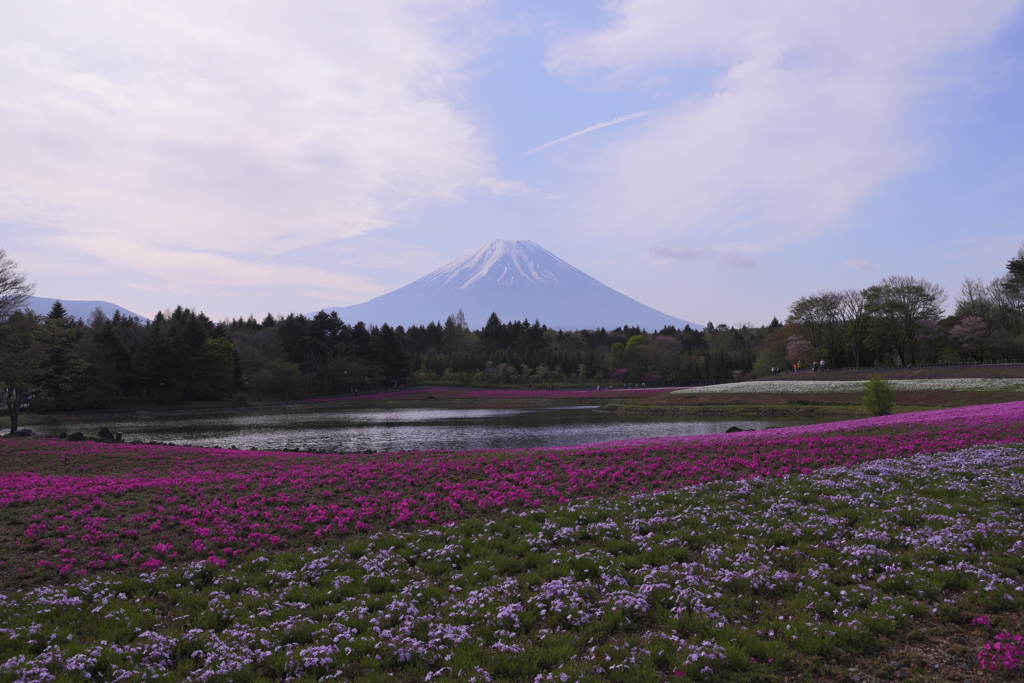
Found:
2,442 -> 1024,681
673,378 -> 1024,394
1,402 -> 1022,586
2,402 -> 1024,681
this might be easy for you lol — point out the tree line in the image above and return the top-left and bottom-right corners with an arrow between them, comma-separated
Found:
2,244 -> 1024,433
761,245 -> 1024,374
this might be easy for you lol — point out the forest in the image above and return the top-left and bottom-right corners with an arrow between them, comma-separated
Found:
1,245 -> 1023,419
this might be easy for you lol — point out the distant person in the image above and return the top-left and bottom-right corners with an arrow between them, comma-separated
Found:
820,359 -> 826,372
812,361 -> 818,373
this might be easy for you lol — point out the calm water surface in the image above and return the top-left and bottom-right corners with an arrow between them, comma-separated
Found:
38,406 -> 836,453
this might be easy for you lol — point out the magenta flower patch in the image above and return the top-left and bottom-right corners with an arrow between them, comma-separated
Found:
2,401 -> 1024,576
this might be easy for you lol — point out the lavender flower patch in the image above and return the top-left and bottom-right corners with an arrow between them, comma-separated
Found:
1,445 -> 1023,682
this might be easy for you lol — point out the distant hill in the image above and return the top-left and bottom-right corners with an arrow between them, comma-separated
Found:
323,240 -> 701,331
26,296 -> 149,322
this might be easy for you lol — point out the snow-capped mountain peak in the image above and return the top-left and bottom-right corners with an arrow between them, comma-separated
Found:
322,240 -> 698,331
420,240 -> 586,291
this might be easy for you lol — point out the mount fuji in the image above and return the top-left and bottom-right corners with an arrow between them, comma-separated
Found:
323,240 -> 700,331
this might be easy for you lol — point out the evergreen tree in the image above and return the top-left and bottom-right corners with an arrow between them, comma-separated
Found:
47,300 -> 68,320
351,321 -> 375,361
276,313 -> 311,367
39,308 -> 87,410
480,312 -> 505,350
134,315 -> 180,402
375,323 -> 411,385
195,337 -> 237,399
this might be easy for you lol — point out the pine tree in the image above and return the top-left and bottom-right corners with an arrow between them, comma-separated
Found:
47,300 -> 68,320
375,324 -> 410,385
40,307 -> 87,410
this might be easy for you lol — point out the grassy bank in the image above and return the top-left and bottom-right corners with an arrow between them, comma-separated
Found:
606,389 -> 1024,416
8,365 -> 1024,429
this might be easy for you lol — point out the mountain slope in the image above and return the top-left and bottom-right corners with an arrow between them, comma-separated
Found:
324,240 -> 700,331
26,296 -> 149,322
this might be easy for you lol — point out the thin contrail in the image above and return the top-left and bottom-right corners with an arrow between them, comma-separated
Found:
520,111 -> 649,156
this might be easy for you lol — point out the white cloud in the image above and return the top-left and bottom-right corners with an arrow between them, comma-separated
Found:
0,1 -> 494,263
650,243 -> 757,268
63,235 -> 383,303
547,0 -> 1022,242
846,258 -> 875,272
650,245 -> 713,261
720,253 -> 757,269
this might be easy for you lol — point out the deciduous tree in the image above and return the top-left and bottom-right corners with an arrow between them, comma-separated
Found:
0,311 -> 43,434
0,249 -> 33,322
864,276 -> 946,365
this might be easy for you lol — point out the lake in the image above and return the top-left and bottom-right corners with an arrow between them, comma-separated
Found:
34,405 -> 837,453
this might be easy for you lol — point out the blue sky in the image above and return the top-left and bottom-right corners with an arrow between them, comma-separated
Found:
3,0 -> 1023,326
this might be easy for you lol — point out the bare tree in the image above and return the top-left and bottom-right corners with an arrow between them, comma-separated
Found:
0,249 -> 34,322
838,288 -> 869,368
954,277 -> 993,320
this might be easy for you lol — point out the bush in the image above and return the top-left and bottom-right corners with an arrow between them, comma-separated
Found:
862,376 -> 895,416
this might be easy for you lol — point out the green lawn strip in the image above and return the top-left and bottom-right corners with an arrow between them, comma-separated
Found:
614,390 -> 1024,416
1,444 -> 1023,682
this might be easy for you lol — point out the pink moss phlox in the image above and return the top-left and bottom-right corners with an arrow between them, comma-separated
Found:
3,401 -> 1024,575
978,632 -> 1024,672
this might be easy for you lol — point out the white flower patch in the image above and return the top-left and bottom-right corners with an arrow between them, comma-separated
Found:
672,378 -> 1024,394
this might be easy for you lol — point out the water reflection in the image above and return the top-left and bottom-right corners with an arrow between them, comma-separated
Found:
36,406 -> 831,453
